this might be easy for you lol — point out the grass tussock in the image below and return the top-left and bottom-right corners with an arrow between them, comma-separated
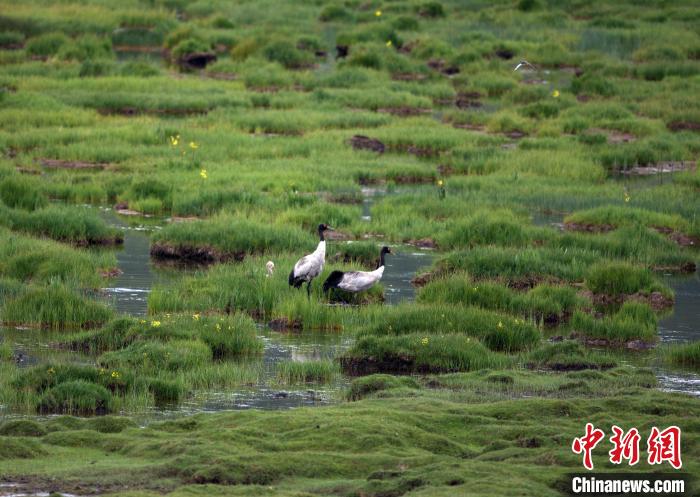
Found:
660,341 -> 700,371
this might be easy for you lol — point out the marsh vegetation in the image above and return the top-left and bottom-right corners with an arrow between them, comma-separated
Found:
0,0 -> 699,494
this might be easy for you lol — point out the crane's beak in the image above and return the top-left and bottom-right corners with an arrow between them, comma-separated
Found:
326,226 -> 334,231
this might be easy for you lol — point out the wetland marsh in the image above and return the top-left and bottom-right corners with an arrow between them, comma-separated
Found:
0,0 -> 699,495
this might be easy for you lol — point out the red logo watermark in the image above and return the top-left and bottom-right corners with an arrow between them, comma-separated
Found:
572,425 -> 682,470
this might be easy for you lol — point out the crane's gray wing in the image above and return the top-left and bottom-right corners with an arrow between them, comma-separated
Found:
337,271 -> 378,292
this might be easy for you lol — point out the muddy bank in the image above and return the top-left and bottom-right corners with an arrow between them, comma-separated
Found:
38,158 -> 110,170
348,135 -> 385,153
571,332 -> 657,351
97,107 -> 209,117
150,242 -> 244,264
581,290 -> 674,312
340,355 -> 452,376
377,106 -> 431,117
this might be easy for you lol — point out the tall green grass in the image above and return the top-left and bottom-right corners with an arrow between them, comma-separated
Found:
276,360 -> 339,384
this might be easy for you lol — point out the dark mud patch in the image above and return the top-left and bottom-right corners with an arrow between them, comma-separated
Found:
99,267 -> 123,278
426,59 -> 460,76
268,317 -> 303,332
324,230 -> 354,241
377,106 -> 431,117
455,94 -> 483,109
0,474 -> 170,497
667,121 -> 700,132
452,123 -> 486,132
97,107 -> 209,117
406,238 -> 437,249
349,135 -> 385,153
582,290 -> 674,312
392,72 -> 427,81
572,333 -> 657,351
177,51 -> 217,70
587,127 -> 636,144
653,226 -> 699,248
340,355 -> 454,376
15,166 -> 41,175
411,270 -> 437,287
390,173 -> 436,184
76,235 -> 124,247
564,222 -> 616,233
38,158 -> 110,170
150,242 -> 244,264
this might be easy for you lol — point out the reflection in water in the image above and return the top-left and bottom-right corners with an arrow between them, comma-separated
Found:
99,209 -> 180,316
655,270 -> 700,397
659,271 -> 700,343
383,249 -> 433,305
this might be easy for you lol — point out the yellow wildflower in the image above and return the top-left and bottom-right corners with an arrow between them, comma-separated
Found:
111,370 -> 120,379
200,169 -> 208,180
193,313 -> 200,320
552,89 -> 560,98
386,40 -> 392,47
139,319 -> 146,324
47,367 -> 55,374
421,337 -> 429,345
375,9 -> 382,16
215,323 -> 222,332
189,141 -> 198,149
497,321 -> 503,329
624,192 -> 631,203
151,320 -> 161,327
169,135 -> 179,146
437,179 -> 444,187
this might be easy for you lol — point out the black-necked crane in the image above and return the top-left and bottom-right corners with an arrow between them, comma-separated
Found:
323,246 -> 391,295
289,223 -> 332,297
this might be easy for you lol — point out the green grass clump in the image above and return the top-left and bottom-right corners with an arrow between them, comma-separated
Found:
361,304 -> 540,352
151,215 -> 312,260
98,339 -> 212,372
525,342 -> 617,371
565,206 -> 690,233
436,209 -> 531,249
346,374 -> 420,401
276,360 -> 339,384
0,175 -> 47,210
0,204 -> 122,245
0,227 -> 115,288
1,284 -> 113,329
418,274 -> 585,323
38,380 -> 113,415
0,419 -> 47,437
343,334 -> 510,374
436,246 -> 597,285
660,341 -> 700,371
572,302 -> 658,344
584,262 -> 658,296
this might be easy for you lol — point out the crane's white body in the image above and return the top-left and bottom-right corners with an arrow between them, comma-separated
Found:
292,240 -> 325,282
334,265 -> 385,292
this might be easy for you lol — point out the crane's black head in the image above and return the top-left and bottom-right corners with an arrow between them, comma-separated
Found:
381,246 -> 392,255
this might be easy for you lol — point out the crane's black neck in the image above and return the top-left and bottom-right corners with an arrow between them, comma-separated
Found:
377,251 -> 386,269
318,227 -> 325,241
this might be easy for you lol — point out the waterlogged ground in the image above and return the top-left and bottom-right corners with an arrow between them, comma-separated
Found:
1,1 -> 700,494
1,203 -> 698,426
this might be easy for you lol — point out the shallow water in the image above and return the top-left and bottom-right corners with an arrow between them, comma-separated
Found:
99,209 -> 170,316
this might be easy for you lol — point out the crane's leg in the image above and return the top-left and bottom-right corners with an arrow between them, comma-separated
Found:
306,281 -> 311,299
